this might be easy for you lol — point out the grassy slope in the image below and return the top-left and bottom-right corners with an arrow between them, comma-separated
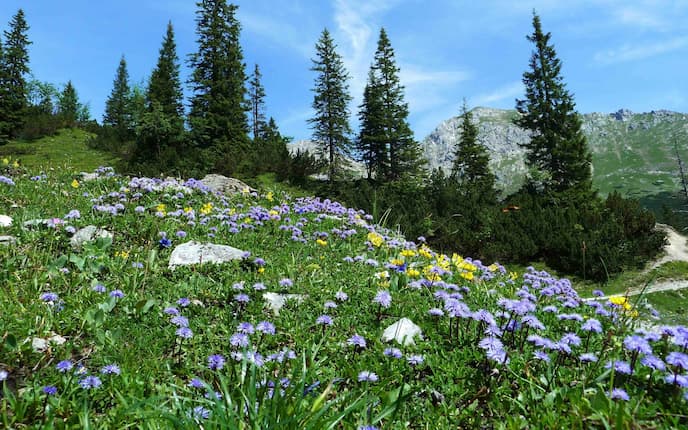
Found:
0,128 -> 118,172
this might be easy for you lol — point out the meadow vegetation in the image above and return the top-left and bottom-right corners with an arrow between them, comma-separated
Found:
1,163 -> 688,428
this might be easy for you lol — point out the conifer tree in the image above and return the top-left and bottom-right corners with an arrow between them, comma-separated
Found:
309,28 -> 353,181
1,9 -> 31,139
103,55 -> 133,140
515,13 -> 592,196
188,0 -> 250,174
147,21 -> 184,122
248,63 -> 267,141
58,80 -> 79,126
451,101 -> 496,201
358,28 -> 425,181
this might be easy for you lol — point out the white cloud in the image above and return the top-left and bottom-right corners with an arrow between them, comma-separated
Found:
594,36 -> 688,64
472,81 -> 524,107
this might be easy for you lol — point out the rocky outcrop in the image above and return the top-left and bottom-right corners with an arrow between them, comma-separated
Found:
200,174 -> 257,196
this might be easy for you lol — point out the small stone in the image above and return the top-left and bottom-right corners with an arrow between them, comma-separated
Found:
0,215 -> 12,227
0,235 -> 17,246
381,317 -> 423,346
79,172 -> 100,182
200,174 -> 257,196
263,292 -> 306,316
70,225 -> 113,250
31,333 -> 66,353
168,241 -> 245,269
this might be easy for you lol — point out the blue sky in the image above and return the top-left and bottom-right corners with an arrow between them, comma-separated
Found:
1,0 -> 687,142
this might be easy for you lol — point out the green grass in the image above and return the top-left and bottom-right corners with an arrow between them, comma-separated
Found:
1,165 -> 688,428
0,128 -> 118,172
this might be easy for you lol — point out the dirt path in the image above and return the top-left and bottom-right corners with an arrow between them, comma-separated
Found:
591,224 -> 688,299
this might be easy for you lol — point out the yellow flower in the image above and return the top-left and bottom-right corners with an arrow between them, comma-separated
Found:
451,253 -> 463,266
269,209 -> 279,217
609,296 -> 627,306
390,258 -> 405,266
406,268 -> 420,278
400,249 -> 416,257
316,238 -> 327,246
419,246 -> 433,259
375,270 -> 390,279
258,267 -> 265,274
156,203 -> 166,213
266,191 -> 274,201
71,179 -> 79,188
242,186 -> 250,194
460,271 -> 474,281
184,207 -> 193,213
367,232 -> 384,247
229,208 -> 236,215
1,158 -> 8,165
11,160 -> 19,168
200,202 -> 213,215
115,250 -> 130,259
509,271 -> 518,280
244,217 -> 252,224
488,264 -> 498,272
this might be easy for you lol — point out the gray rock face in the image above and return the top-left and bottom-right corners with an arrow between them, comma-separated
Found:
168,241 -> 245,269
0,235 -> 17,246
70,225 -> 114,250
200,174 -> 256,196
0,215 -> 11,227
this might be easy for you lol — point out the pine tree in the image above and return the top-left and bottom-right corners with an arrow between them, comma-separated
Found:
147,21 -> 184,121
515,13 -> 592,196
358,28 -> 425,181
188,0 -> 250,174
1,9 -> 31,138
58,80 -> 79,126
309,28 -> 353,181
451,101 -> 496,202
103,55 -> 133,140
248,63 -> 267,141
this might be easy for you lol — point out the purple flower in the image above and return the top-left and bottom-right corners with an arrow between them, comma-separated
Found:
131,262 -> 144,269
42,385 -> 58,396
592,289 -> 604,297
257,321 -> 276,335
579,353 -> 598,363
207,354 -> 226,370
253,257 -> 266,266
560,333 -> 581,346
237,322 -> 255,334
347,334 -> 367,349
608,388 -> 629,401
0,370 -> 8,381
316,315 -> 333,326
605,360 -> 632,375
163,307 -> 180,316
234,294 -> 250,303
665,373 -> 688,387
188,377 -> 205,388
252,282 -> 266,291
100,364 -> 121,375
170,316 -> 189,327
56,360 -> 73,373
176,230 -> 187,238
324,301 -> 338,309
40,292 -> 59,302
581,318 -> 602,333
230,332 -> 249,348
407,355 -> 425,366
640,355 -> 665,371
79,375 -> 102,389
373,290 -> 392,308
190,406 -> 211,420
428,308 -> 444,317
335,291 -> 349,301
279,278 -> 293,288
159,237 -> 172,249
109,289 -> 125,298
92,284 -> 107,293
358,371 -> 379,382
176,327 -> 193,339
384,347 -> 402,359
177,297 -> 191,307
623,335 -> 652,355
533,351 -> 550,362
666,352 -> 688,370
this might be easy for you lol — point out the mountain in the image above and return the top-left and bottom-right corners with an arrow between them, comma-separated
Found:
421,107 -> 688,197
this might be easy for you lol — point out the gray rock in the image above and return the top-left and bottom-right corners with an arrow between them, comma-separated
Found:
200,174 -> 257,196
0,215 -> 11,227
0,235 -> 17,246
262,292 -> 306,316
79,172 -> 100,181
70,225 -> 114,250
168,241 -> 245,269
381,317 -> 423,346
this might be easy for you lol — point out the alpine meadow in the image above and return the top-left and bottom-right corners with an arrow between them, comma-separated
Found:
2,1 -> 688,428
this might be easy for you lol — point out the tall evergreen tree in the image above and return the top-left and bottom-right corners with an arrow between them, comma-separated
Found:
357,28 -> 425,181
103,55 -> 133,139
1,9 -> 31,139
515,13 -> 592,196
248,63 -> 267,141
309,28 -> 353,181
58,80 -> 79,125
134,21 -> 185,171
451,101 -> 496,201
188,0 -> 250,174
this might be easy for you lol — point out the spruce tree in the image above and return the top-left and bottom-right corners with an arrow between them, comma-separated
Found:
188,0 -> 250,174
451,101 -> 496,201
1,9 -> 31,138
309,28 -> 353,181
103,55 -> 133,140
58,80 -> 79,126
515,13 -> 592,196
358,28 -> 425,181
147,21 -> 184,122
248,63 -> 267,141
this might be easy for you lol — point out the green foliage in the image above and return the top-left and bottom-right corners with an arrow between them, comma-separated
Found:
57,80 -> 79,126
248,63 -> 267,141
188,0 -> 250,176
309,28 -> 353,182
515,13 -> 592,197
357,28 -> 426,182
103,56 -> 134,141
